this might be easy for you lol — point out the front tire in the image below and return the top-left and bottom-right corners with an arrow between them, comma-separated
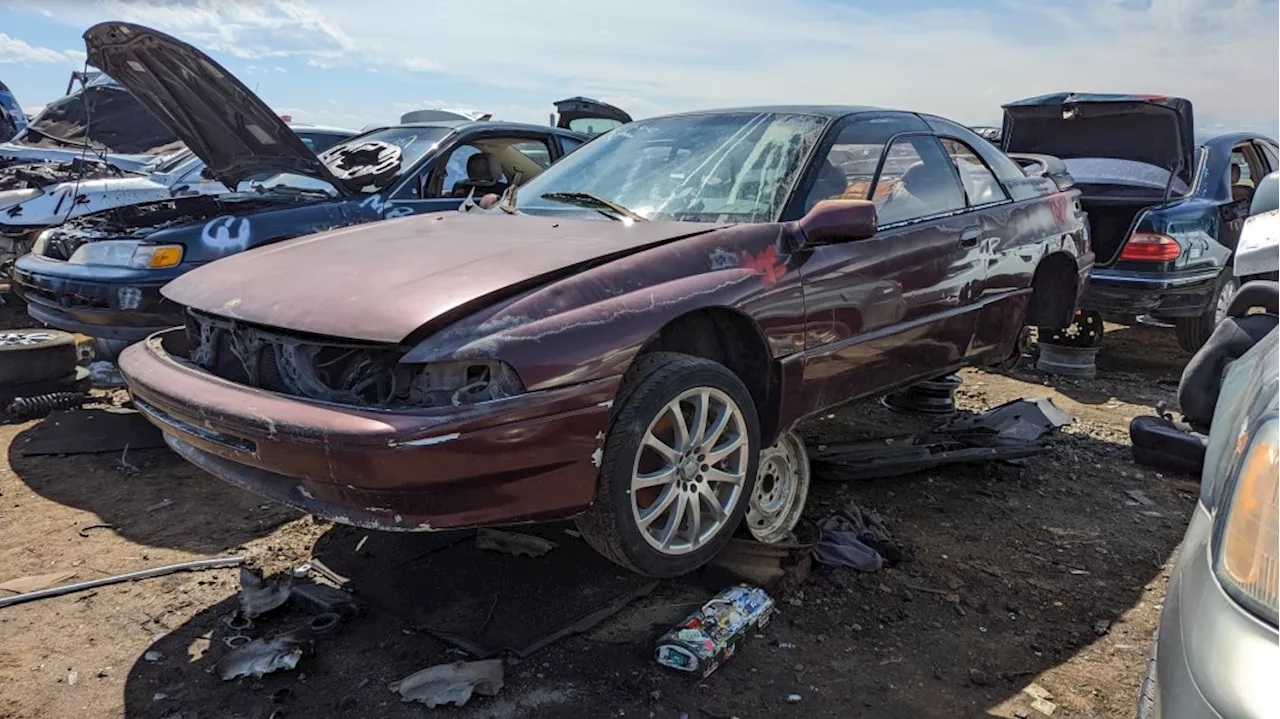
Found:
576,352 -> 760,578
1175,272 -> 1237,354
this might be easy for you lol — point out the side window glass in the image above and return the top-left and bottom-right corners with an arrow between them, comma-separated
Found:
568,118 -> 622,136
940,138 -> 1008,206
795,113 -> 929,216
1257,143 -> 1278,173
511,140 -> 552,169
872,137 -> 967,225
1230,148 -> 1252,185
560,136 -> 585,156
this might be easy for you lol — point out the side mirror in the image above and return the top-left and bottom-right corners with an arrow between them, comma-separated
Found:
1250,171 -> 1279,217
798,200 -> 877,246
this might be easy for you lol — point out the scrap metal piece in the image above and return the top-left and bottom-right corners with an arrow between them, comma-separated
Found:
0,556 -> 244,609
237,567 -> 292,618
474,528 -> 557,558
936,397 -> 1074,446
215,631 -> 307,681
289,581 -> 362,618
389,659 -> 504,708
810,438 -> 1046,480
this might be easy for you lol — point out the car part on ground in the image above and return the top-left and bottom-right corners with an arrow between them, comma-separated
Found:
1129,415 -> 1208,476
709,519 -> 817,587
120,102 -> 1090,577
0,555 -> 244,609
4,391 -> 90,419
1037,309 -> 1104,378
390,659 -> 504,708
881,374 -> 962,415
811,397 -> 1073,480
746,430 -> 810,544
0,329 -> 77,385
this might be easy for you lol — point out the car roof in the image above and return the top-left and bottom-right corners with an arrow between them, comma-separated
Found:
391,120 -> 580,134
654,105 -> 890,121
1198,131 -> 1278,148
286,123 -> 359,135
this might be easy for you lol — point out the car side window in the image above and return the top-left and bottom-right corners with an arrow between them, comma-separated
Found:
1230,147 -> 1252,184
871,136 -> 967,226
940,138 -> 1008,206
560,136 -> 585,156
411,136 -> 555,200
513,140 -> 553,169
796,114 -> 928,215
1257,142 -> 1279,173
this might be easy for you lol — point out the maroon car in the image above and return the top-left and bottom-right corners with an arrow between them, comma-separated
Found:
121,107 -> 1093,577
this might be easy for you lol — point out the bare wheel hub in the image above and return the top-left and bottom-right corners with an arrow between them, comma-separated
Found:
746,430 -> 810,544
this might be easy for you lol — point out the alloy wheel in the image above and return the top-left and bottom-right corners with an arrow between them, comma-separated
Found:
630,387 -> 750,555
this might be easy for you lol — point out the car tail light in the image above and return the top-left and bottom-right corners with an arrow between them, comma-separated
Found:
1215,419 -> 1279,625
1120,232 -> 1181,261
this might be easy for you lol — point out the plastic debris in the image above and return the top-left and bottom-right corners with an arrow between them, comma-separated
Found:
290,581 -> 361,618
786,694 -> 802,704
238,567 -> 292,618
143,650 -> 163,662
215,632 -> 307,681
389,659 -> 504,708
88,361 -> 124,389
655,585 -> 775,678
474,528 -> 557,558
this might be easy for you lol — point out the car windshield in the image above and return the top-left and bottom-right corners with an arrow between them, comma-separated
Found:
147,149 -> 195,174
517,112 -> 830,223
251,126 -> 452,194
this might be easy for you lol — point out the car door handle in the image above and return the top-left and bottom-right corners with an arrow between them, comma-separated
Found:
959,227 -> 982,248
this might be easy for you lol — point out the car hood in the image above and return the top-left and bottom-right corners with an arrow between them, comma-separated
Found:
1001,93 -> 1195,185
82,22 -> 344,193
163,212 -> 724,344
3,174 -> 171,226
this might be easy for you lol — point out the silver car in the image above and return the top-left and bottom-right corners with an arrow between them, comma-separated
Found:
1139,320 -> 1278,717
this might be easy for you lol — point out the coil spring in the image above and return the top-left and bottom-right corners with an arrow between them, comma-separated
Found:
4,392 -> 90,419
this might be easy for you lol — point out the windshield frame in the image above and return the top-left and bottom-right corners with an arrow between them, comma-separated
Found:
515,111 -> 834,224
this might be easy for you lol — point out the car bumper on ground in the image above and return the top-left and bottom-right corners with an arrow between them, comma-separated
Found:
1080,267 -> 1221,320
119,328 -> 619,531
1150,504 -> 1278,718
11,253 -> 186,340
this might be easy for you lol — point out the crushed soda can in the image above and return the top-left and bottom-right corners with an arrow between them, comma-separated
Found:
655,584 -> 775,677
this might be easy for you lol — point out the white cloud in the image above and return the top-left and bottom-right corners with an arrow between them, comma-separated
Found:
0,33 -> 71,65
14,0 -> 1278,130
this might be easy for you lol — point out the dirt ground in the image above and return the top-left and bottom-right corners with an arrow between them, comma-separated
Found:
0,315 -> 1199,719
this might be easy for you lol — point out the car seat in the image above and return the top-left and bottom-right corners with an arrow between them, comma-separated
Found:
452,152 -> 508,197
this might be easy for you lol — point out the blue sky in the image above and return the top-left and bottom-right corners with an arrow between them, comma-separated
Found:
1,0 -> 1276,135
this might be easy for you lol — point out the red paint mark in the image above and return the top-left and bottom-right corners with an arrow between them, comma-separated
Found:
1048,194 -> 1068,225
739,245 -> 787,288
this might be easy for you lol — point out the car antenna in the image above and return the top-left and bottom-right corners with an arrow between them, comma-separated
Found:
61,59 -> 103,226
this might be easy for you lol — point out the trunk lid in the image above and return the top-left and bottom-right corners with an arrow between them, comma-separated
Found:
82,22 -> 345,193
554,97 -> 633,137
162,212 -> 722,344
1001,93 -> 1195,187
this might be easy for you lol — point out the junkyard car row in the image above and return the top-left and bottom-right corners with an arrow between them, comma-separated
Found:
0,20 -> 1274,717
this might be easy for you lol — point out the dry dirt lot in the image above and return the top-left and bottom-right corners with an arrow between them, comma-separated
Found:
0,319 -> 1199,719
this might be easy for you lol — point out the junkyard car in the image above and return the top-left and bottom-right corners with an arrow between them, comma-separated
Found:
0,124 -> 355,274
1001,92 -> 1280,352
0,71 -> 181,174
1136,300 -> 1277,718
11,23 -> 624,347
121,101 -> 1093,577
0,79 -> 25,144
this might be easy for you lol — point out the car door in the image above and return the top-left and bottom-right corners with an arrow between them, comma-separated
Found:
553,97 -> 633,137
1223,142 -> 1270,251
789,114 -> 980,411
384,129 -> 559,216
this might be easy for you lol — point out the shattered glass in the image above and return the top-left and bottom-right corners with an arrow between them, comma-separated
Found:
517,112 -> 830,223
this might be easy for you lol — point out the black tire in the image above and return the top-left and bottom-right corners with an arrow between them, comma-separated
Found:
0,329 -> 77,386
576,352 -> 760,578
1135,632 -> 1159,719
1176,272 -> 1238,354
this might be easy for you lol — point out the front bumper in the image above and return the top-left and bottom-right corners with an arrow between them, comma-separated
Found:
120,328 -> 618,531
1151,504 -> 1278,718
1079,267 -> 1221,319
11,253 -> 185,340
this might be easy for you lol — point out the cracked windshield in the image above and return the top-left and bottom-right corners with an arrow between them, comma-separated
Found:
517,112 -> 829,222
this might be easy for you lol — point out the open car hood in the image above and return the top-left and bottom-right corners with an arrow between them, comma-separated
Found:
1001,93 -> 1195,185
163,212 -> 721,344
83,22 -> 345,193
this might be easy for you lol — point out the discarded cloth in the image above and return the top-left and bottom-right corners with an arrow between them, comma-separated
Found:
813,501 -> 904,571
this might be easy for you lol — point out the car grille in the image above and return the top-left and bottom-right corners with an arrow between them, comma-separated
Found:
184,310 -> 522,410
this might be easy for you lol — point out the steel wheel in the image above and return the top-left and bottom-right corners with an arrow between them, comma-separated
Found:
630,387 -> 749,555
746,430 -> 810,544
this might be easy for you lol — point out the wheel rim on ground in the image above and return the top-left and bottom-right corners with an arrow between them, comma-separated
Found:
1214,278 -> 1238,324
746,430 -> 810,544
630,387 -> 750,556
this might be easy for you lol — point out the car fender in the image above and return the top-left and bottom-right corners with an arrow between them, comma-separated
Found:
402,223 -> 806,392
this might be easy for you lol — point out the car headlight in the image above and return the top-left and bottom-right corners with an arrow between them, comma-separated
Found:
0,187 -> 42,211
29,228 -> 54,256
1214,418 -> 1279,626
67,240 -> 183,269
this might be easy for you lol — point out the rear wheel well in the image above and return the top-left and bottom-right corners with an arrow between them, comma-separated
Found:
1027,252 -> 1078,329
633,308 -> 778,443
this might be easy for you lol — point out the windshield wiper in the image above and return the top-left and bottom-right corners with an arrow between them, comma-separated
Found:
539,192 -> 646,222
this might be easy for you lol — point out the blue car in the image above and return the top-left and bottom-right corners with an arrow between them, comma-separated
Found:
11,23 -> 630,353
1002,93 -> 1279,352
